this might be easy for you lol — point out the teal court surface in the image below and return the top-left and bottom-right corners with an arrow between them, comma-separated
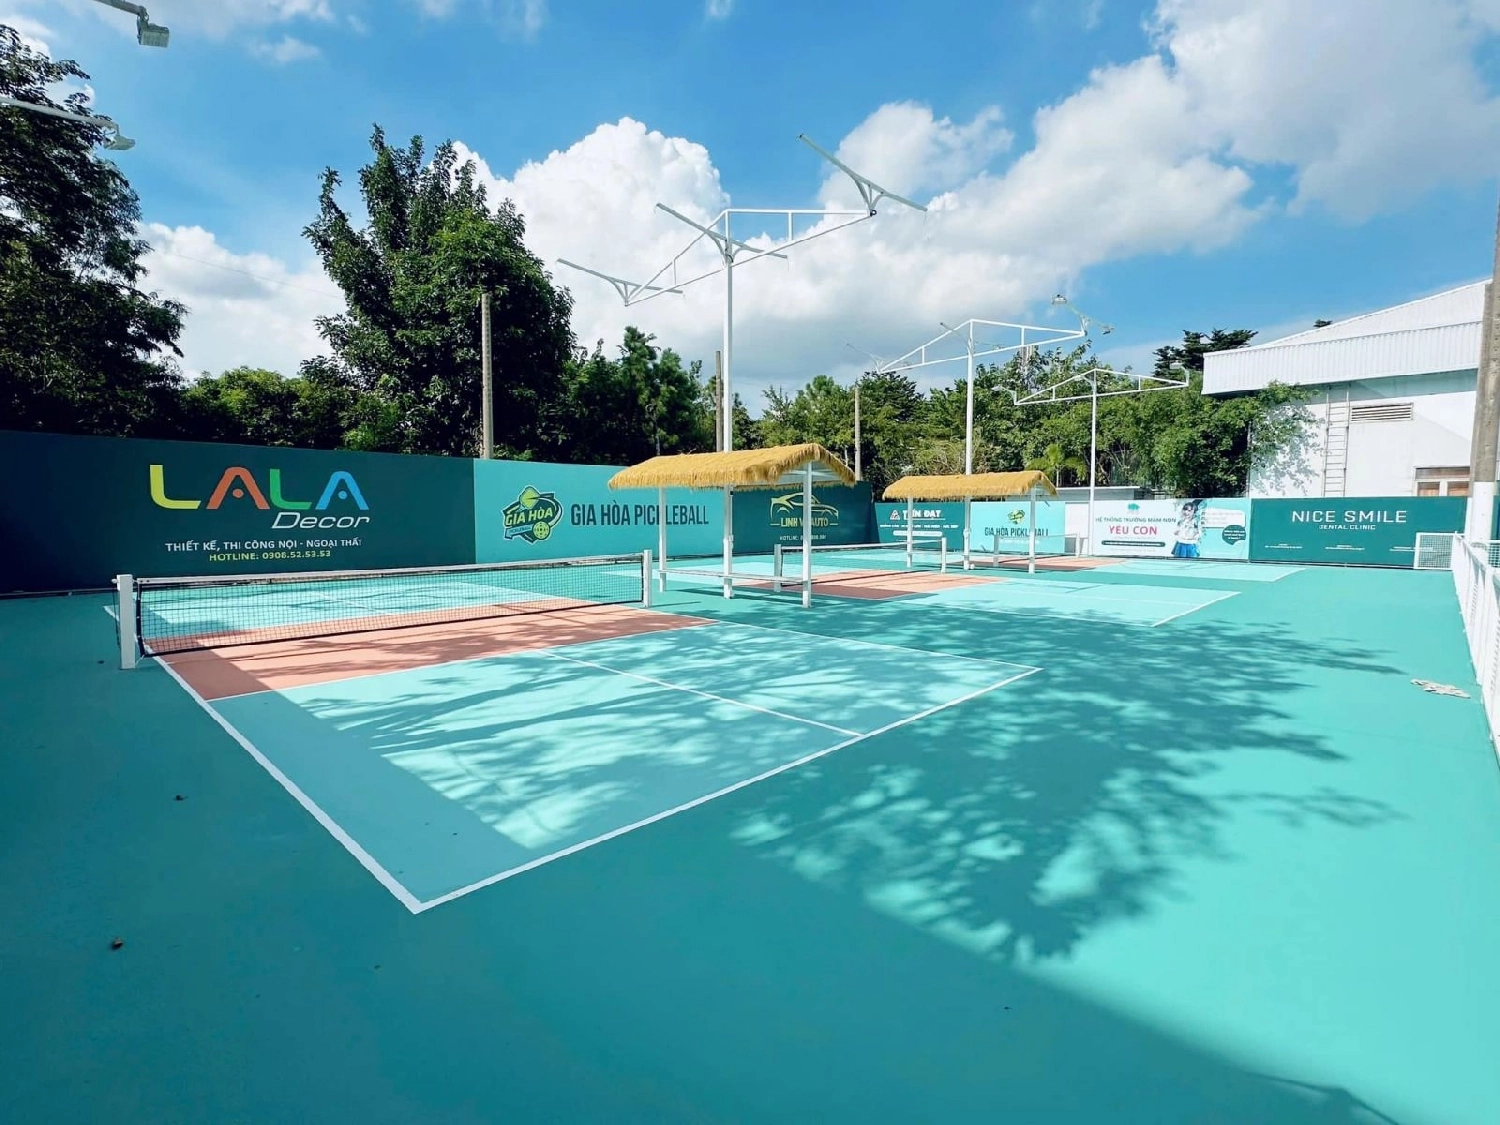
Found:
5,556 -> 1500,1123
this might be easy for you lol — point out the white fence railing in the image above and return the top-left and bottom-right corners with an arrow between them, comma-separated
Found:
1449,534 -> 1500,758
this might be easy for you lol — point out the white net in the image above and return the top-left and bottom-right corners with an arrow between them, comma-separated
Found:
1413,532 -> 1458,570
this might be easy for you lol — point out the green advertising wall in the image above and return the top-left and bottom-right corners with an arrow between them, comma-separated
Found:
732,483 -> 874,556
0,430 -> 476,592
473,460 -> 723,563
1247,497 -> 1466,567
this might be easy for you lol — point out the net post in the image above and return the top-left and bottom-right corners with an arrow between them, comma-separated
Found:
115,574 -> 138,669
939,538 -> 948,574
963,498 -> 973,571
641,550 -> 653,608
772,544 -> 784,593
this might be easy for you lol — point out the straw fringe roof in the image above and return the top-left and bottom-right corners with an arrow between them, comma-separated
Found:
883,471 -> 1057,500
609,444 -> 856,491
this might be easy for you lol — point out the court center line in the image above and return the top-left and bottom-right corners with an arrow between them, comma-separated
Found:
152,655 -> 426,914
541,649 -> 861,737
1150,590 -> 1241,627
414,664 -> 1046,913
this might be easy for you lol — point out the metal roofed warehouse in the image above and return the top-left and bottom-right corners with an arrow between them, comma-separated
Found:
1202,281 -> 1485,499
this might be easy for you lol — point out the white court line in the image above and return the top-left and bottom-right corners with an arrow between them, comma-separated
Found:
414,664 -> 1045,912
152,654 -> 426,915
543,649 -> 861,737
1150,590 -> 1240,627
699,619 -> 1038,671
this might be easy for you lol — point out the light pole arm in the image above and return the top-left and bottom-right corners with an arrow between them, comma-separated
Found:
0,96 -> 134,150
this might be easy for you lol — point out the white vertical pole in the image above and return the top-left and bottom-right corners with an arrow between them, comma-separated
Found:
773,544 -> 783,593
721,246 -> 735,600
905,496 -> 915,566
963,497 -> 973,570
116,574 -> 137,669
801,463 -> 813,609
657,487 -> 667,591
964,328 -> 975,476
1088,374 -> 1098,555
641,550 -> 653,608
1028,486 -> 1038,575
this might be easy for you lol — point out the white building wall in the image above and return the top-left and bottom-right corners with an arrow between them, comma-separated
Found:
1247,371 -> 1476,498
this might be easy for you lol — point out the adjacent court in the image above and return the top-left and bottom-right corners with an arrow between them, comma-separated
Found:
5,550 -> 1500,1124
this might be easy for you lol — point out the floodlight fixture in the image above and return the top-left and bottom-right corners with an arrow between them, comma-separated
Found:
1052,293 -> 1113,336
559,133 -> 928,600
0,95 -> 134,150
92,0 -> 170,47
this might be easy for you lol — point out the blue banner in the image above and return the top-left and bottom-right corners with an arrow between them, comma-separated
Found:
732,483 -> 873,555
473,461 -> 723,563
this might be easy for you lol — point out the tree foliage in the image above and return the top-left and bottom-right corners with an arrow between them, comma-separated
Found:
0,25 -> 185,437
300,128 -> 575,458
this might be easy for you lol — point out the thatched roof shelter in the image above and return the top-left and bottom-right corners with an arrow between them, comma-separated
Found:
883,470 -> 1057,501
608,444 -> 855,492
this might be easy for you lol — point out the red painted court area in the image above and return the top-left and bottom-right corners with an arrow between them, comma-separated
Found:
165,604 -> 712,700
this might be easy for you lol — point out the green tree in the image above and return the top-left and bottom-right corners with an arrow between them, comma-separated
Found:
1122,330 -> 1312,496
556,327 -> 714,464
1026,442 -> 1088,485
0,26 -> 186,436
302,128 -> 573,457
181,365 -> 352,449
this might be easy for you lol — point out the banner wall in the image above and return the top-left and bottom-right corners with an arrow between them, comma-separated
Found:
874,500 -> 1064,553
732,483 -> 873,556
1247,497 -> 1465,566
473,460 -> 723,563
1091,498 -> 1252,560
0,430 -> 477,592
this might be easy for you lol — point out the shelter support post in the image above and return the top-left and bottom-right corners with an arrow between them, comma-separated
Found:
722,485 -> 734,599
801,463 -> 813,609
963,498 -> 973,571
1027,486 -> 1038,575
657,487 -> 667,591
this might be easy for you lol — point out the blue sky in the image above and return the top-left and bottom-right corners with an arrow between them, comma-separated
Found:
8,0 -> 1500,404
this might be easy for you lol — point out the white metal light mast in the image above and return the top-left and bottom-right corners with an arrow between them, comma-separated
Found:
1014,362 -> 1188,552
560,135 -> 927,597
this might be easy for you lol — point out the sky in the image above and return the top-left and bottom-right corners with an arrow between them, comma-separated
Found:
7,0 -> 1500,410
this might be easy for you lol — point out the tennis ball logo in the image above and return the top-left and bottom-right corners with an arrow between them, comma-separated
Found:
502,485 -> 563,544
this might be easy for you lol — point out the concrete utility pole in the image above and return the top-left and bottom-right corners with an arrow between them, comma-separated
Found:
480,291 -> 493,459
1468,196 -> 1500,541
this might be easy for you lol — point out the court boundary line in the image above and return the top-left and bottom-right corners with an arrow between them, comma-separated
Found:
152,655 -> 427,914
1150,590 -> 1240,627
543,649 -> 861,736
413,664 -> 1044,913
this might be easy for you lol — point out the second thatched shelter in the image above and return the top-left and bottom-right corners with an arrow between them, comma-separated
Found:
882,470 -> 1058,574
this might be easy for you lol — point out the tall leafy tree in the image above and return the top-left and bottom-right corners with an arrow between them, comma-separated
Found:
302,128 -> 573,457
0,26 -> 185,436
555,327 -> 714,464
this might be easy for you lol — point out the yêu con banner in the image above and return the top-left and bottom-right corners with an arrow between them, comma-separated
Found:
1090,498 -> 1253,560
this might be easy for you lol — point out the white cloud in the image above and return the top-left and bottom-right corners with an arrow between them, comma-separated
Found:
2,12 -> 55,53
123,0 -> 1500,409
407,0 -> 547,37
139,225 -> 342,379
1153,0 -> 1500,219
706,0 -> 734,19
250,34 -> 320,63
